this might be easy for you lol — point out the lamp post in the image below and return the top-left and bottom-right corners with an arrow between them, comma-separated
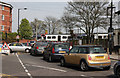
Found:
17,8 -> 27,42
107,0 -> 115,55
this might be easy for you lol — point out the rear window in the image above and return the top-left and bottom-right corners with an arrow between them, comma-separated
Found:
54,44 -> 69,49
30,41 -> 35,43
89,47 -> 106,54
36,42 -> 48,46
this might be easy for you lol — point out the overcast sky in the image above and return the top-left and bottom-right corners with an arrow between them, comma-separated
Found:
1,0 -> 120,33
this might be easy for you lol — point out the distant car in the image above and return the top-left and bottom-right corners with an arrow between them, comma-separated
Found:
8,43 -> 31,53
60,45 -> 111,71
114,61 -> 120,78
22,42 -> 31,46
43,42 -> 70,62
30,41 -> 48,55
30,41 -> 36,46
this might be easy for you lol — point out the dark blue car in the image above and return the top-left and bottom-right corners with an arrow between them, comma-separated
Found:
43,42 -> 70,62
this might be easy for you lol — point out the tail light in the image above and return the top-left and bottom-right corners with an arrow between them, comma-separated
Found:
88,55 -> 92,60
69,48 -> 70,51
36,47 -> 39,49
52,48 -> 55,53
108,55 -> 110,59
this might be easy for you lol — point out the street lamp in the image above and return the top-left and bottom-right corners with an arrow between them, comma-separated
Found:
17,8 -> 27,42
107,0 -> 115,55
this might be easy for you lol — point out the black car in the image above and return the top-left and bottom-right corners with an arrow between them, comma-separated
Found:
43,42 -> 70,62
30,41 -> 48,55
114,61 -> 120,78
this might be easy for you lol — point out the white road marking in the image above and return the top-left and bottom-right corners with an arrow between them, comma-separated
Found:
26,64 -> 67,72
16,53 -> 32,78
81,75 -> 86,76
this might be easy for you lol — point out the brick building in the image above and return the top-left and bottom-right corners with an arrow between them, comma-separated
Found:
0,1 -> 13,33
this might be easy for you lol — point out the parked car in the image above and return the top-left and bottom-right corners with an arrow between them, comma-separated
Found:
8,42 -> 31,53
43,42 -> 70,62
22,42 -> 31,46
30,40 -> 36,46
114,61 -> 120,78
30,41 -> 48,55
60,45 -> 111,71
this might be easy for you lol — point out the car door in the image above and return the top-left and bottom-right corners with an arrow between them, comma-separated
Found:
16,43 -> 24,52
64,47 -> 79,64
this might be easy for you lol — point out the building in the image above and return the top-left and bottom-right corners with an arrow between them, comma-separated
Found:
0,1 -> 13,33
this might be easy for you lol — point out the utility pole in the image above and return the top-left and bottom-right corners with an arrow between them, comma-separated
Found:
107,0 -> 115,55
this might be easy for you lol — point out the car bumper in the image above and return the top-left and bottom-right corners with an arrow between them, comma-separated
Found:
35,50 -> 44,55
88,62 -> 111,68
51,54 -> 64,60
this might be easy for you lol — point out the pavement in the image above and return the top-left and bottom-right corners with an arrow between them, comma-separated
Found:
110,53 -> 120,61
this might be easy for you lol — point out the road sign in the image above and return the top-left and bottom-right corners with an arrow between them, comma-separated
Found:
1,42 -> 10,55
16,35 -> 20,39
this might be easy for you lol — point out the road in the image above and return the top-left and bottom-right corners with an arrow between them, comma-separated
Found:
1,52 -> 117,78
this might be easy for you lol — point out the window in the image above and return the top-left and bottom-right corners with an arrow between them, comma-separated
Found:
2,15 -> 4,20
1,25 -> 4,31
79,47 -> 88,54
70,47 -> 79,53
62,36 -> 67,39
52,36 -> 56,39
47,36 -> 51,39
2,5 -> 4,10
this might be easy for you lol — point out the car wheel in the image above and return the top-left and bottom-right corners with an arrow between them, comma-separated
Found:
10,49 -> 13,53
48,55 -> 53,62
25,49 -> 29,53
60,58 -> 66,67
80,61 -> 89,71
116,67 -> 120,78
103,66 -> 111,70
43,53 -> 46,60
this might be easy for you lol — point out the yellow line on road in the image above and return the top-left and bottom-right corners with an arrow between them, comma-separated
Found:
0,73 -> 18,78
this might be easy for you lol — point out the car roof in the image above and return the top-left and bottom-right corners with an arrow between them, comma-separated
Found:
74,45 -> 102,47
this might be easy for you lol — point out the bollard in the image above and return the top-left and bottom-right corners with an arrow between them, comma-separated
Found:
107,48 -> 109,54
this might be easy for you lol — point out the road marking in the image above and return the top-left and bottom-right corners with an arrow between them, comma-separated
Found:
26,64 -> 67,72
16,53 -> 32,78
81,75 -> 86,77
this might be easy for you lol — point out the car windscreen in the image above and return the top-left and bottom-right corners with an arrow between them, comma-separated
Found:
30,41 -> 35,43
54,44 -> 69,50
36,42 -> 48,46
89,47 -> 106,54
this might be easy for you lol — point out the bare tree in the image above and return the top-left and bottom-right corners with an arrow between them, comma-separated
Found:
31,18 -> 46,39
44,16 -> 60,34
65,1 -> 109,43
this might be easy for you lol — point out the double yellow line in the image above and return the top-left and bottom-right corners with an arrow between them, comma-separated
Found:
0,73 -> 18,78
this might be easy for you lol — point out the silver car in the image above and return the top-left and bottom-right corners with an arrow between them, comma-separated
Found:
8,43 -> 31,53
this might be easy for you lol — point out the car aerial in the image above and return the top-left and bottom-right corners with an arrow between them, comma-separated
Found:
43,42 -> 70,62
114,61 -> 120,78
8,42 -> 31,53
30,41 -> 48,55
60,45 -> 111,71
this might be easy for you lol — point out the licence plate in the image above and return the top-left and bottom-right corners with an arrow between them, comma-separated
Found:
96,56 -> 104,59
59,51 -> 66,53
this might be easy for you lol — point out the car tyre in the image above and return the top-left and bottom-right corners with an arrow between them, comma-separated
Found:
103,66 -> 111,70
80,61 -> 89,71
116,67 -> 120,78
60,58 -> 66,67
25,49 -> 30,53
48,55 -> 53,62
10,49 -> 13,53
